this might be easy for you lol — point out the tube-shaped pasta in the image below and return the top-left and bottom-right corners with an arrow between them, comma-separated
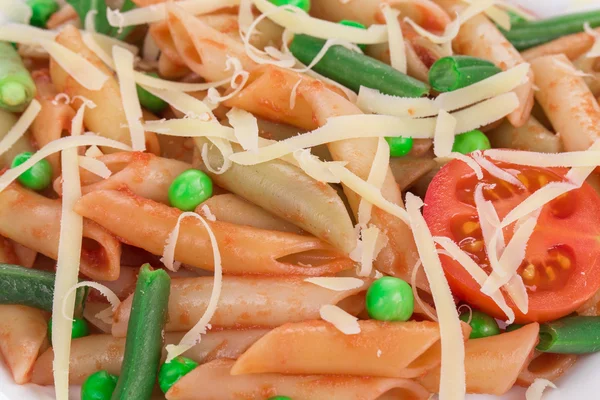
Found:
231,320 -> 470,378
0,305 -> 48,384
419,323 -> 540,395
31,329 -> 268,385
150,21 -> 190,68
522,28 -> 600,62
195,138 -> 356,254
389,157 -> 437,191
74,189 -> 354,276
573,55 -> 600,97
0,108 -> 33,169
0,235 -> 19,264
530,54 -> 600,151
198,194 -> 305,234
30,69 -> 75,179
50,25 -> 160,154
158,52 -> 192,79
0,184 -> 121,280
299,83 -> 428,291
166,6 -> 256,82
487,117 -> 563,153
517,352 -> 577,387
54,152 -> 191,204
12,242 -> 37,268
166,359 -> 430,400
111,276 -> 368,337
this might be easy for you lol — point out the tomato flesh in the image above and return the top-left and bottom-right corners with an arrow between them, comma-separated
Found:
423,156 -> 600,323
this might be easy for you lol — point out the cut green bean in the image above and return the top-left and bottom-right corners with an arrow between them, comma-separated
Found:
111,264 -> 170,400
537,316 -> 600,354
500,10 -> 600,51
289,34 -> 429,98
0,263 -> 87,315
136,73 -> 168,113
26,0 -> 59,28
428,56 -> 501,93
0,42 -> 36,112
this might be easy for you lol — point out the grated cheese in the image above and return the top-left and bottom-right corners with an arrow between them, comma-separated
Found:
358,226 -> 381,277
405,193 -> 465,400
200,204 -> 216,221
204,57 -> 249,108
201,138 -> 234,175
357,137 -> 389,228
78,155 -> 112,179
526,379 -> 557,400
0,99 -> 41,157
404,15 -> 460,46
0,23 -> 56,45
319,304 -> 361,335
584,23 -> 600,58
552,58 -> 595,78
39,39 -> 108,91
485,148 -> 600,168
85,145 -> 104,158
1,0 -> 32,24
133,71 -> 231,92
143,119 -> 237,140
142,30 -> 160,62
113,46 -> 146,151
304,277 -> 364,291
433,110 -> 457,158
61,281 -> 121,321
381,5 -> 406,73
356,86 -> 440,118
494,1 -> 536,21
472,151 -> 524,188
474,184 -> 504,259
447,153 -> 484,179
459,0 -> 496,24
292,149 -> 344,183
484,6 -> 511,30
164,212 -> 223,361
227,108 -> 259,153
289,79 -> 302,110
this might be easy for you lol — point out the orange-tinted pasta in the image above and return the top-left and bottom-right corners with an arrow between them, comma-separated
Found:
0,109 -> 33,169
487,117 -> 563,153
522,28 -> 600,62
517,352 -> 577,387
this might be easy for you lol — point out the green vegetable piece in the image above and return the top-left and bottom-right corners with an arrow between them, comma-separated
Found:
158,356 -> 199,394
428,56 -> 502,93
268,397 -> 292,400
48,317 -> 90,341
82,370 -> 118,400
26,0 -> 59,28
366,276 -> 414,322
269,0 -> 310,13
505,323 -> 524,333
111,264 -> 170,400
66,0 -> 136,39
339,20 -> 367,51
0,42 -> 36,112
385,136 -> 414,157
459,310 -> 500,339
507,10 -> 527,26
537,316 -> 600,354
289,34 -> 430,97
0,263 -> 87,313
11,151 -> 53,191
136,73 -> 168,113
452,130 -> 491,154
168,169 -> 213,211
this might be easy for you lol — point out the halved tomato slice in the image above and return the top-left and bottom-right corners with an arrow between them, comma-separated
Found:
423,155 -> 600,323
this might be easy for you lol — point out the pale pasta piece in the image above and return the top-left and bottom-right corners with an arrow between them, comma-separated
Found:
31,329 -> 268,385
517,352 -> 577,387
74,189 -> 355,276
49,25 -> 160,154
11,242 -> 37,268
0,235 -> 20,264
419,323 -> 540,395
158,52 -> 193,80
166,359 -> 430,400
522,28 -> 600,62
487,117 -> 563,153
573,55 -> 600,97
232,320 -> 471,378
111,275 -> 369,337
198,194 -> 305,234
389,157 -> 438,191
0,305 -> 48,384
0,108 -> 33,169
0,184 -> 121,281
46,4 -> 78,30
530,54 -> 600,151
150,21 -> 189,71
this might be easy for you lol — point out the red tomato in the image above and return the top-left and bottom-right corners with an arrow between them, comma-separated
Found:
423,155 -> 600,323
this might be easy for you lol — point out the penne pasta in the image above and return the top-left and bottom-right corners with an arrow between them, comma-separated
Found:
530,54 -> 600,151
0,108 -> 33,169
49,25 -> 160,155
0,184 -> 121,280
74,189 -> 355,276
0,235 -> 20,264
158,52 -> 193,79
573,55 -> 600,97
11,242 -> 37,268
517,352 -> 577,387
389,156 -> 438,191
419,323 -> 540,395
0,305 -> 48,384
150,21 -> 191,69
522,28 -> 600,62
487,117 -> 563,153
231,320 -> 470,378
166,359 -> 431,400
111,275 -> 369,336
198,194 -> 305,234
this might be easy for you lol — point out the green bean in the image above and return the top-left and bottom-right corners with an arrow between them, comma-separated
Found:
289,34 -> 430,98
111,264 -> 170,400
537,316 -> 600,354
26,0 -> 59,28
66,0 -> 136,39
136,73 -> 168,113
0,42 -> 36,112
428,56 -> 501,93
0,263 -> 87,315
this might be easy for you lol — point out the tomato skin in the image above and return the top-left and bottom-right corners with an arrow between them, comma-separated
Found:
423,157 -> 600,323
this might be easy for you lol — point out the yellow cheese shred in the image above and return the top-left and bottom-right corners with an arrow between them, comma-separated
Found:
357,137 -> 389,228
319,304 -> 361,335
526,379 -> 557,400
0,99 -> 41,157
304,277 -> 364,291
227,108 -> 259,153
381,5 -> 406,73
433,110 -> 457,158
78,155 -> 112,179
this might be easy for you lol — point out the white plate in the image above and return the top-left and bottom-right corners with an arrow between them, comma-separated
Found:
1,0 -> 599,398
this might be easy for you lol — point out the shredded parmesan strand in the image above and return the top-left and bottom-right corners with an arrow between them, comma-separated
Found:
289,78 -> 302,109
0,99 -> 41,157
144,119 -> 237,140
304,277 -> 364,291
165,212 -> 223,361
292,149 -> 344,183
205,57 -> 249,108
526,379 -> 557,400
447,153 -> 484,179
472,151 -> 525,188
201,138 -> 234,175
403,15 -> 460,46
433,110 -> 457,158
200,204 -> 216,221
358,226 -> 381,277
134,71 -> 230,92
553,57 -> 595,78
319,304 -> 361,334
357,137 -> 390,228
356,86 -> 440,118
584,23 -> 600,58
494,1 -> 536,21
85,145 -> 103,158
227,108 -> 259,153
381,5 -> 406,73
485,148 -> 600,168
0,23 -> 56,45
0,0 -> 32,24
459,0 -> 496,24
78,156 -> 112,179
61,281 -> 121,321
474,184 -> 505,259
484,6 -> 511,30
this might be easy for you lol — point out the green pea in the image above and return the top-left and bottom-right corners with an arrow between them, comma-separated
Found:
136,72 -> 168,113
158,356 -> 199,394
11,152 -> 52,191
339,20 -> 367,51
459,310 -> 500,339
168,169 -> 213,211
48,317 -> 90,341
26,0 -> 59,28
268,397 -> 292,400
269,0 -> 310,13
81,370 -> 118,400
505,323 -> 524,332
385,136 -> 414,157
452,129 -> 491,154
366,276 -> 414,321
